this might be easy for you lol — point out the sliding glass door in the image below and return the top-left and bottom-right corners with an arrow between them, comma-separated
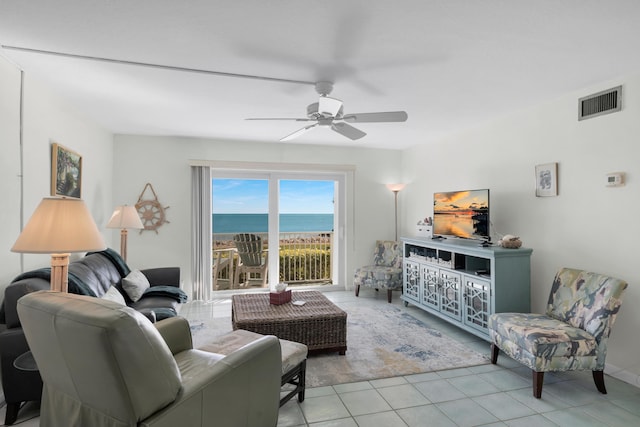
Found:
211,171 -> 344,290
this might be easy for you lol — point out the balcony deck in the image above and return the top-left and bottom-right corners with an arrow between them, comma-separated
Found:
213,232 -> 333,290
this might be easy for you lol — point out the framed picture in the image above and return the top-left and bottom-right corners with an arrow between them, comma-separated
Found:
535,162 -> 558,197
51,142 -> 82,198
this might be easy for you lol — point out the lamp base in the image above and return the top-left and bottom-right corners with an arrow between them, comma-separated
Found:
50,253 -> 70,292
120,229 -> 129,263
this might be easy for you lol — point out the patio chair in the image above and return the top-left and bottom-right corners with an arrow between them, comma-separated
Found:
488,267 -> 627,398
354,240 -> 403,303
213,248 -> 234,290
233,233 -> 269,287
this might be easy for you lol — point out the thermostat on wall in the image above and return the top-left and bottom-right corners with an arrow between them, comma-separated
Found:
605,172 -> 625,187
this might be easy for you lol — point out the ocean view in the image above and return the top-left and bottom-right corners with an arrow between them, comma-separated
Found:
212,213 -> 334,233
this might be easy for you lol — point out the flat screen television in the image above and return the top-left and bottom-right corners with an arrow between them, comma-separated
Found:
433,189 -> 490,241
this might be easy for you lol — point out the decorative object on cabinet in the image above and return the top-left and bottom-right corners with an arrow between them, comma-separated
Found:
535,162 -> 558,197
386,183 -> 406,241
401,238 -> 532,339
51,142 -> 82,198
11,197 -> 106,292
106,205 -> 144,262
416,216 -> 432,238
135,182 -> 170,233
354,240 -> 403,303
497,234 -> 522,249
488,268 -> 627,398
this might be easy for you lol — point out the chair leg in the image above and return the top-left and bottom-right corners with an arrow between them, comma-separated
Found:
355,284 -> 360,297
532,371 -> 544,398
593,370 -> 607,394
490,343 -> 499,364
387,289 -> 392,303
4,402 -> 21,426
298,359 -> 306,403
234,267 -> 240,288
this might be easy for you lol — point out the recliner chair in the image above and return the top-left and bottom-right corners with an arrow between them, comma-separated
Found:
17,291 -> 282,427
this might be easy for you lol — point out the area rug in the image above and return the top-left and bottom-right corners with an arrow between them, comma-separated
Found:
189,304 -> 488,387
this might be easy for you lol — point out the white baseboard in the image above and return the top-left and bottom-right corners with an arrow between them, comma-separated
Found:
606,362 -> 640,389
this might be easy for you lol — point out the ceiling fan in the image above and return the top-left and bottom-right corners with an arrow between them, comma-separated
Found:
246,82 -> 408,141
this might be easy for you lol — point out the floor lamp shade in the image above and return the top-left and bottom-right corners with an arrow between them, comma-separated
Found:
106,205 -> 143,262
11,197 -> 107,292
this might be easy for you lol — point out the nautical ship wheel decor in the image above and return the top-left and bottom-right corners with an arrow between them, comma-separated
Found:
135,183 -> 170,234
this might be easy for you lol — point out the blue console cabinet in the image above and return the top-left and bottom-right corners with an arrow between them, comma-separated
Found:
401,237 -> 532,341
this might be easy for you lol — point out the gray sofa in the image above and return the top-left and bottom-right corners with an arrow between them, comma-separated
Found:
0,249 -> 185,425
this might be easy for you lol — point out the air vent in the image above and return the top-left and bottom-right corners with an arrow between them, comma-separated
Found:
578,86 -> 622,121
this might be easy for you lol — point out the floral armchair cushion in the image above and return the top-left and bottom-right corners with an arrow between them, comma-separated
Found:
546,268 -> 626,343
373,241 -> 402,268
488,267 -> 627,372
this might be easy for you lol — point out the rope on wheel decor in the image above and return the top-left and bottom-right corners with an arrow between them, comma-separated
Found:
135,183 -> 170,234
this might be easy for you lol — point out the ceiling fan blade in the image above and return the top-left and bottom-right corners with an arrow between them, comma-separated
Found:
246,117 -> 313,121
331,122 -> 366,140
318,96 -> 343,116
342,111 -> 408,123
280,123 -> 318,141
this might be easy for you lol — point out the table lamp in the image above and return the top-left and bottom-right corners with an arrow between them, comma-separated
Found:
386,183 -> 406,241
106,205 -> 144,262
11,197 -> 107,292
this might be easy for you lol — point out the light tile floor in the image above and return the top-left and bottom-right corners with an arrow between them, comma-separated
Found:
3,289 -> 639,426
182,289 -> 640,427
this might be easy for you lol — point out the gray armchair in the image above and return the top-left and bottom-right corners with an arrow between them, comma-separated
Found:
17,291 -> 282,427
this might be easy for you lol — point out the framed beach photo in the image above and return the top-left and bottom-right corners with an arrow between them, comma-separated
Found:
51,142 -> 82,198
535,162 -> 558,197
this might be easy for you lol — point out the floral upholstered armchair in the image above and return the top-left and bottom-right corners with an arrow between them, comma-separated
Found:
354,240 -> 403,303
488,267 -> 627,398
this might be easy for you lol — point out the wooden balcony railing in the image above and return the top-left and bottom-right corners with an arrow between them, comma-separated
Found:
213,232 -> 333,289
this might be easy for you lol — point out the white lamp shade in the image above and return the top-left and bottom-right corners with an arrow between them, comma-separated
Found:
106,205 -> 144,230
386,183 -> 406,192
12,197 -> 107,254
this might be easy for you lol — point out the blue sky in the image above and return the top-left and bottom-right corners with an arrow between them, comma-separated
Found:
212,179 -> 334,214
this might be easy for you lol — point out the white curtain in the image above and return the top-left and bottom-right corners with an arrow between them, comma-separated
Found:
191,166 -> 212,301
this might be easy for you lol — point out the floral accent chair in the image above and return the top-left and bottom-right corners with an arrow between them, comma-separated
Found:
488,267 -> 627,398
354,240 -> 403,303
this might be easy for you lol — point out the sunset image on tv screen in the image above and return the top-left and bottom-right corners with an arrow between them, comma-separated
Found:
433,189 -> 489,240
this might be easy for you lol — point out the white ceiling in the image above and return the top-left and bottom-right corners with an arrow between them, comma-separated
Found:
1,0 -> 639,150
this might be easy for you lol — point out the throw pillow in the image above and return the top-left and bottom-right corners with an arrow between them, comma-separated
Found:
101,286 -> 127,306
122,270 -> 151,302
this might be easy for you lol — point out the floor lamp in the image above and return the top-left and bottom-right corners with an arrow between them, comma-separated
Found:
11,197 -> 107,292
106,205 -> 144,263
386,183 -> 406,241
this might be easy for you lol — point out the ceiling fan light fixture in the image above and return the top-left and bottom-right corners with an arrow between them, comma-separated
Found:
318,96 -> 343,117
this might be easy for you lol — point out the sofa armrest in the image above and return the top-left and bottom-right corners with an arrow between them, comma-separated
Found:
154,316 -> 193,354
141,267 -> 180,287
4,279 -> 51,328
142,335 -> 281,427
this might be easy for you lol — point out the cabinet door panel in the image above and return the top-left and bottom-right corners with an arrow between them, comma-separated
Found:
403,260 -> 420,302
421,265 -> 440,310
463,277 -> 491,334
439,271 -> 462,320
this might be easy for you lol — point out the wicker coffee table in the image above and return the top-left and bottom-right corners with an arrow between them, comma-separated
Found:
232,291 -> 347,354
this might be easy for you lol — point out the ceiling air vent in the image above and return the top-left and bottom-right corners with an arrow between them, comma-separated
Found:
578,86 -> 622,121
